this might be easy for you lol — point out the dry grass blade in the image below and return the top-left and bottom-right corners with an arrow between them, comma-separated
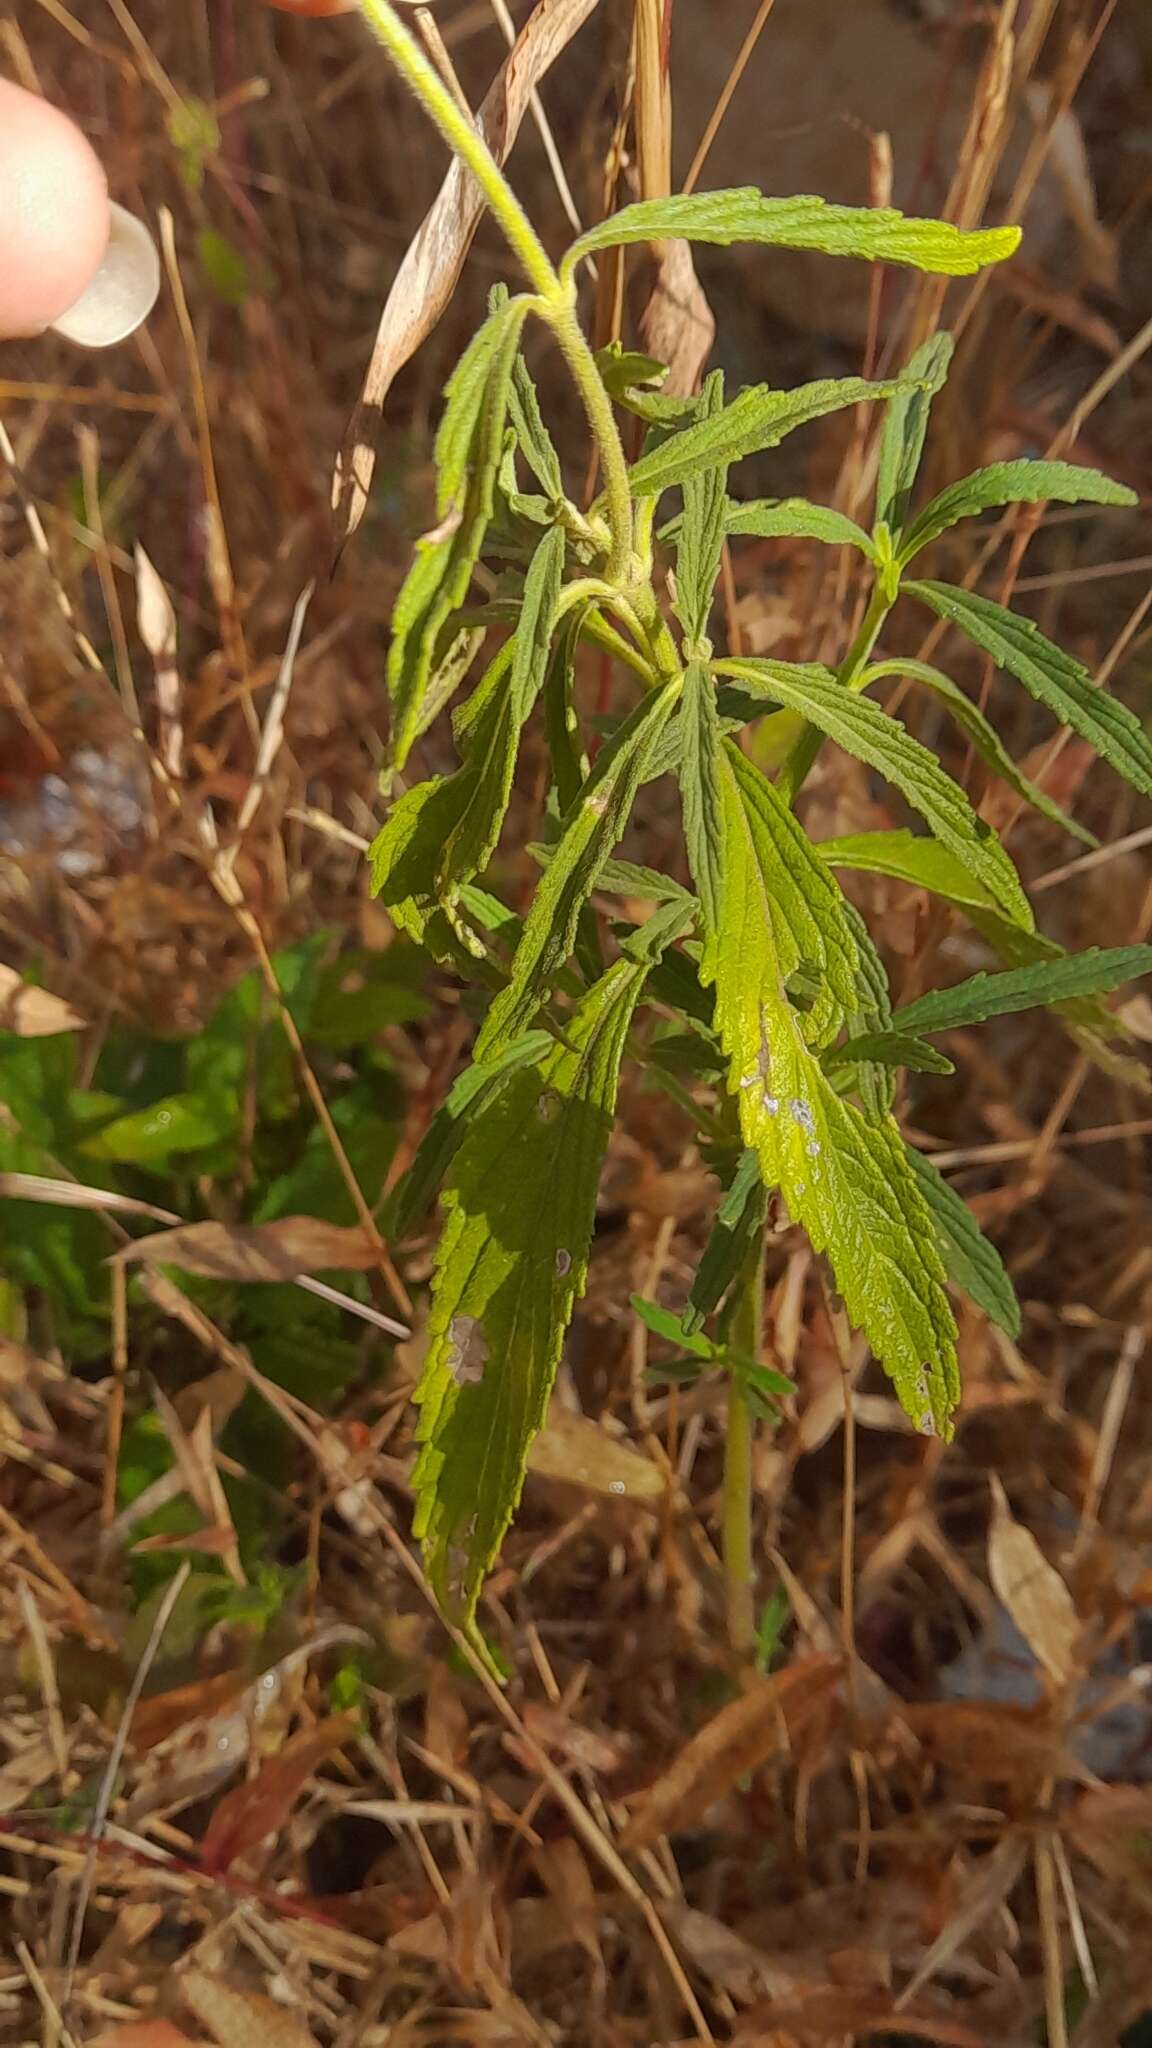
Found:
116,1216 -> 383,1283
331,0 -> 599,545
64,1561 -> 192,1997
621,1654 -> 843,1850
232,581 -> 314,840
0,1172 -> 179,1225
0,967 -> 84,1038
987,1477 -> 1080,1690
134,544 -> 182,779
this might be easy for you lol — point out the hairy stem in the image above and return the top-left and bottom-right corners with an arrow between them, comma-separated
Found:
776,579 -> 894,806
358,0 -> 634,581
359,0 -> 555,295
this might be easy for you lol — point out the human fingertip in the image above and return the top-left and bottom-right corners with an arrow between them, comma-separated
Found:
0,80 -> 111,339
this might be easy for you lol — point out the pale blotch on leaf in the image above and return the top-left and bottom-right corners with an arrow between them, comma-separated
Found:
536,1089 -> 560,1123
446,1313 -> 489,1386
555,1247 -> 572,1278
789,1097 -> 817,1137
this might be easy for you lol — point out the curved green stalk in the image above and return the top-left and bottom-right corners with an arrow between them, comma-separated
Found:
359,0 -> 634,582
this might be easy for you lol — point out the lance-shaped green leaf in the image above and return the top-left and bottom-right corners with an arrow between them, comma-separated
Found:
384,1031 -> 552,1238
837,897 -> 898,1119
474,674 -> 683,1058
715,658 -> 1033,930
876,332 -> 953,536
413,955 -> 653,1621
674,371 -> 728,647
440,527 -> 565,897
369,775 -> 470,958
387,293 -> 528,770
561,191 -> 1020,278
678,662 -> 725,936
891,945 -> 1152,1038
716,741 -> 860,1043
685,1150 -> 768,1334
816,826 -> 999,913
708,742 -> 959,1433
860,657 -> 1096,847
900,459 -> 1136,563
629,377 -> 903,500
906,581 -> 1152,801
508,348 -> 563,500
825,1030 -> 954,1076
724,498 -> 877,558
903,1142 -> 1021,1339
815,828 -> 1149,1078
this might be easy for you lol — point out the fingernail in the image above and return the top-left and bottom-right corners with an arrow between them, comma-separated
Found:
49,202 -> 160,349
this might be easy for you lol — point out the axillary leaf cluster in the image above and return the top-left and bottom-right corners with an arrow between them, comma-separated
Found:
358,0 -> 1151,1631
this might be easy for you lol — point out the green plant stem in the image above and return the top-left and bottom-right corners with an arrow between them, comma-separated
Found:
358,0 -> 634,584
775,579 -> 894,806
359,0 -> 555,296
723,1378 -> 755,1666
721,1236 -> 764,1668
550,304 -> 635,584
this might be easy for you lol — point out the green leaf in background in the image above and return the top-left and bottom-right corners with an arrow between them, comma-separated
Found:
674,371 -> 728,647
592,341 -> 670,400
876,332 -> 954,537
629,377 -> 904,500
891,945 -> 1152,1038
715,658 -> 1033,930
80,1092 -> 233,1169
413,955 -> 653,1623
723,498 -> 877,559
474,674 -> 683,1058
860,657 -> 1096,846
685,1149 -> 768,1334
900,459 -> 1136,563
906,580 -> 1152,802
387,292 -> 528,769
630,1293 -> 716,1360
383,1031 -> 552,1238
706,740 -> 959,1434
197,227 -> 254,306
678,663 -> 726,937
903,1142 -> 1021,1339
562,190 -> 1020,278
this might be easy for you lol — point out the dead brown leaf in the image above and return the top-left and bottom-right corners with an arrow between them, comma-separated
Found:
526,1408 -> 665,1503
621,1654 -> 843,1850
199,1710 -> 359,1873
987,1477 -> 1080,1689
331,0 -> 600,545
87,2025 -> 208,2048
0,965 -> 83,1036
179,1973 -> 320,2048
639,239 -> 716,398
117,1216 -> 379,1282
